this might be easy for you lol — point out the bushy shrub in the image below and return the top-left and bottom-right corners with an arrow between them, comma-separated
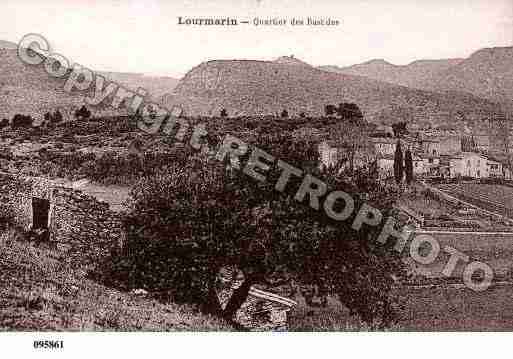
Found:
77,148 -> 194,185
39,151 -> 96,179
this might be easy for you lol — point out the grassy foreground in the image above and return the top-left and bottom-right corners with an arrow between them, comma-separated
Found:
0,229 -> 229,331
4,226 -> 512,331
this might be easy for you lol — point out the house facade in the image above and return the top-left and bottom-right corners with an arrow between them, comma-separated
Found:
376,154 -> 394,178
420,154 -> 441,177
487,158 -> 503,178
420,138 -> 440,156
449,152 -> 489,178
318,141 -> 338,169
371,137 -> 397,156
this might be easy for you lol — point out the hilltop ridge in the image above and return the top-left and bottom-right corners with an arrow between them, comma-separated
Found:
164,57 -> 504,127
319,46 -> 513,109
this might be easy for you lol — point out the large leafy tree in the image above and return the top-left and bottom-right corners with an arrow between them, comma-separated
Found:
337,103 -> 364,124
103,131 -> 405,329
11,114 -> 33,128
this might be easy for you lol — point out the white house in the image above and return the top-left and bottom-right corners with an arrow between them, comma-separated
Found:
449,152 -> 489,178
376,154 -> 394,178
318,141 -> 338,169
371,137 -> 397,156
420,138 -> 440,156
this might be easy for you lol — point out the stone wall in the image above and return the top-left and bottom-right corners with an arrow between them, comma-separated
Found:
0,173 -> 123,263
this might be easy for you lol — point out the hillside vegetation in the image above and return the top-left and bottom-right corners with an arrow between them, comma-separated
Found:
164,58 -> 504,126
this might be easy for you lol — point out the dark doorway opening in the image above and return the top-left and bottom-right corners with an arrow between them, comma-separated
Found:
32,197 -> 50,230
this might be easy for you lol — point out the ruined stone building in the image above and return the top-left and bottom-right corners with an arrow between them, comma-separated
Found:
0,173 -> 124,262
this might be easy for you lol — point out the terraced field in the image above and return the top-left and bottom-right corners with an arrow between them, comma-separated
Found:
437,183 -> 513,218
411,231 -> 513,278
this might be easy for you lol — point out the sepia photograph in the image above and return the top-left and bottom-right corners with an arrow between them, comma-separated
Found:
0,0 -> 512,356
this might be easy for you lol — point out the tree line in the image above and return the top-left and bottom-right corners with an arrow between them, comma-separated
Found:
0,105 -> 95,129
217,102 -> 364,122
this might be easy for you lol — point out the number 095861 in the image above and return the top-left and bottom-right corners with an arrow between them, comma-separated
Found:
33,340 -> 64,349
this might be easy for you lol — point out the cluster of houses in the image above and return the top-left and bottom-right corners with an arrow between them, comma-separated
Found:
371,135 -> 511,180
319,122 -> 512,181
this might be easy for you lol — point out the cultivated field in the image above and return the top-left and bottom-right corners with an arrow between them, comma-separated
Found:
438,183 -> 513,218
290,284 -> 513,331
399,284 -> 513,331
410,231 -> 513,279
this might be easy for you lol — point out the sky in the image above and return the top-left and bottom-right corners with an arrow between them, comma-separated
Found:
1,0 -> 512,78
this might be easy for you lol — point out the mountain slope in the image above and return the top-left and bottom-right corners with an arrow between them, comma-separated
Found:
0,48 -> 87,120
98,71 -> 178,99
164,58 -> 505,126
319,46 -> 513,110
0,47 -> 178,120
431,47 -> 513,108
319,58 -> 464,90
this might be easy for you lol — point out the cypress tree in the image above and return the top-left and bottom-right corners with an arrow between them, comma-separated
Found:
405,149 -> 414,185
394,140 -> 404,184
